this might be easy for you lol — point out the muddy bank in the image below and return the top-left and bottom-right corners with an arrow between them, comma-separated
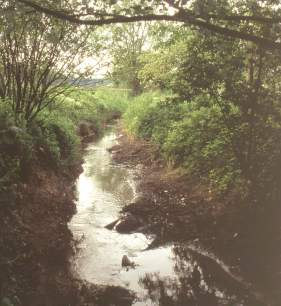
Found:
71,127 -> 257,306
110,127 -> 281,306
0,132 -> 134,306
0,148 -> 81,305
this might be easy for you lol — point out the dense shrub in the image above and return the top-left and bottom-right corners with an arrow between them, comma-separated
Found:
124,93 -> 241,192
123,91 -> 170,137
163,97 -> 242,193
54,89 -> 102,132
94,87 -> 130,115
56,87 -> 130,132
29,112 -> 80,168
123,26 -> 281,205
0,86 -> 129,192
123,91 -> 281,201
0,100 -> 33,191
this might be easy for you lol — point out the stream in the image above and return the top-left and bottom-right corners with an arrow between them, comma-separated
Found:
69,128 -> 264,306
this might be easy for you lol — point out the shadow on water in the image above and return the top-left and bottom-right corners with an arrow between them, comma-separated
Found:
69,127 -> 266,306
137,245 -> 265,306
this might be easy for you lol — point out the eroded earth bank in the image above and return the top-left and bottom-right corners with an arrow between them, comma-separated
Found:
70,125 -> 281,306
106,126 -> 281,306
1,124 -> 280,306
0,126 -> 134,306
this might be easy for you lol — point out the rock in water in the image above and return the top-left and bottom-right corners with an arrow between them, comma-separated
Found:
105,219 -> 119,230
115,214 -> 142,233
122,255 -> 134,268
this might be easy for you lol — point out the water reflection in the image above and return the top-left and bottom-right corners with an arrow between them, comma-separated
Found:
137,245 -> 261,306
70,129 -> 262,306
83,138 -> 135,202
70,129 -> 152,287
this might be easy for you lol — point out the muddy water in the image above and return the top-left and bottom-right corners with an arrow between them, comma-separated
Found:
69,129 -> 263,306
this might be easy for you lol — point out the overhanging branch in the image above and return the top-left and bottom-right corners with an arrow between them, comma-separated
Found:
16,0 -> 281,51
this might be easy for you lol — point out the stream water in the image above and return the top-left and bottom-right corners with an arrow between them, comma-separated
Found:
69,128 -> 264,306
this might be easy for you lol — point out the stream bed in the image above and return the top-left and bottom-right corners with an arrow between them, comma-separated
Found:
69,128 -> 263,306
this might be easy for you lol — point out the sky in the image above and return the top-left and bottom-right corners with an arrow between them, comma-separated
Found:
77,57 -> 109,78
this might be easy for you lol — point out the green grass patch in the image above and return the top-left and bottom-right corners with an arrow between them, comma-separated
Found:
0,86 -> 132,191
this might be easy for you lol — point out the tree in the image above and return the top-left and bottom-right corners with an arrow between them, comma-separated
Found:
136,19 -> 281,203
13,0 -> 281,51
0,0 -> 93,123
104,22 -> 149,95
139,24 -> 191,90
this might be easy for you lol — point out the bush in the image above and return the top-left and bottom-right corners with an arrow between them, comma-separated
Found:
124,93 -> 247,194
54,88 -> 101,131
30,112 -> 80,168
163,98 -> 242,192
29,86 -> 131,169
124,90 -> 281,202
55,87 -> 130,133
0,100 -> 33,190
94,86 -> 130,115
123,91 -> 170,137
0,86 -> 132,192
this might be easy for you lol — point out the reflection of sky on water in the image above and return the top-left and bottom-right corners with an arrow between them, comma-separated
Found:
70,129 -> 259,306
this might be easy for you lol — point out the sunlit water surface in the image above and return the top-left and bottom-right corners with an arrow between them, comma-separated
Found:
69,129 -> 261,306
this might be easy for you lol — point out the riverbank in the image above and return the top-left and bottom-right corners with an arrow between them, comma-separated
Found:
0,128 -> 135,306
0,142 -> 82,305
0,86 -> 136,306
110,126 -> 281,306
1,121 -> 279,305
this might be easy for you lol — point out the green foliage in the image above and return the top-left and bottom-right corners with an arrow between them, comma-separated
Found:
0,86 -> 129,192
30,112 -> 80,168
94,86 -> 130,115
124,93 -> 242,193
123,91 -> 169,137
0,100 -> 15,128
163,97 -> 242,193
0,100 -> 33,190
33,86 -> 128,168
0,3 -> 93,123
55,88 -> 102,130
125,63 -> 281,202
100,22 -> 150,95
124,24 -> 281,204
139,27 -> 192,91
